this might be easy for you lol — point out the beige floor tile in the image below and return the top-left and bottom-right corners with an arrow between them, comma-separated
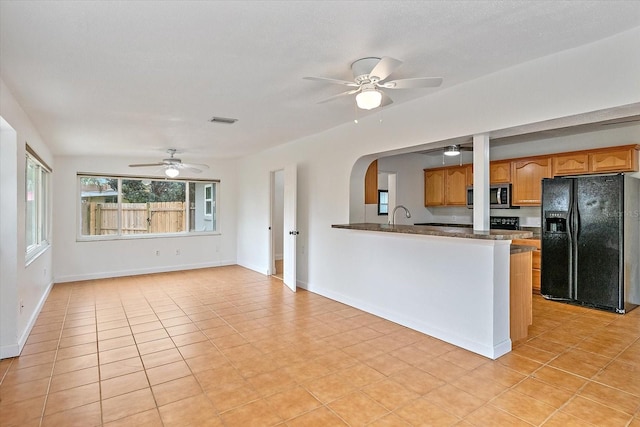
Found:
219,398 -> 281,427
511,377 -> 573,409
151,375 -> 203,407
287,406 -> 348,426
103,408 -> 163,427
491,388 -> 557,425
49,366 -> 99,393
0,395 -> 46,426
264,385 -> 322,420
0,377 -> 50,406
141,347 -> 183,369
578,381 -> 640,415
395,397 -> 461,426
328,390 -> 389,426
464,404 -> 532,426
146,359 -> 191,386
100,370 -> 149,399
99,356 -> 144,380
136,337 -> 176,355
101,387 -> 156,423
362,378 -> 420,411
41,401 -> 101,427
44,382 -> 100,415
561,395 -> 633,426
159,394 -> 222,426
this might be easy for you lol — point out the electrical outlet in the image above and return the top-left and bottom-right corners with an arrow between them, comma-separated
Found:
155,250 -> 160,256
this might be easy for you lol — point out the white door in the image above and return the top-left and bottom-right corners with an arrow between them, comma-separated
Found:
283,164 -> 297,292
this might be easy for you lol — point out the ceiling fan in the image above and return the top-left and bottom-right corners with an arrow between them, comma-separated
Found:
304,56 -> 443,110
128,149 -> 209,178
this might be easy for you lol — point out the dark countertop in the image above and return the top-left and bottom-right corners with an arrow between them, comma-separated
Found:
332,223 -> 534,241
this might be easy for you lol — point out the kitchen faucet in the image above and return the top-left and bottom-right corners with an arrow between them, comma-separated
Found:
390,205 -> 411,226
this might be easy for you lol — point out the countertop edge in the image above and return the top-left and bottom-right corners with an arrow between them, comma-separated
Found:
332,223 -> 534,241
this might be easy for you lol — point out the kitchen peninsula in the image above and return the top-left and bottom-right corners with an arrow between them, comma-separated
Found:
331,223 -> 533,359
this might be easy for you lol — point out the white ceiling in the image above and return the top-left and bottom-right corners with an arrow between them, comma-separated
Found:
1,1 -> 639,162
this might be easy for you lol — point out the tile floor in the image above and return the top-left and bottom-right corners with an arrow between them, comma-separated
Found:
1,265 -> 640,426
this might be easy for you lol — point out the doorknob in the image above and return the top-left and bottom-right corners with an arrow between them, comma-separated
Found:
289,231 -> 299,235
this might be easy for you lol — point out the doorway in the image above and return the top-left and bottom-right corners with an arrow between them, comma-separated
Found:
270,170 -> 284,280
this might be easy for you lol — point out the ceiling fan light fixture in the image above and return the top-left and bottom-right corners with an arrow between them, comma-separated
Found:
165,166 -> 180,178
444,145 -> 460,156
355,88 -> 382,110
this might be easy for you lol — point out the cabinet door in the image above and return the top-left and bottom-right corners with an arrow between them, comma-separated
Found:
364,160 -> 378,204
424,169 -> 445,206
589,146 -> 639,173
490,161 -> 511,183
465,164 -> 473,187
511,157 -> 552,206
553,153 -> 589,176
445,166 -> 468,206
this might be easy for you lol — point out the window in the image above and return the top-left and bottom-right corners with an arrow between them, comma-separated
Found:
204,184 -> 213,216
79,175 -> 218,238
378,190 -> 389,215
26,148 -> 51,261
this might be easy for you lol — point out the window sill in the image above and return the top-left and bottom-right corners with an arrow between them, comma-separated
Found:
25,242 -> 51,267
76,231 -> 220,242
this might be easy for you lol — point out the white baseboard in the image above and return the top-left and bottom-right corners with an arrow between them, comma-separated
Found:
238,261 -> 270,277
54,259 -> 236,283
1,280 -> 54,359
299,280 -> 511,360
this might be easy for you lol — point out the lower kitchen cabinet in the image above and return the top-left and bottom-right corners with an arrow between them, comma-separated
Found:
512,238 -> 541,294
510,249 -> 533,343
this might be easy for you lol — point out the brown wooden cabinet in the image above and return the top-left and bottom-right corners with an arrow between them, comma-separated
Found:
512,238 -> 541,294
490,161 -> 511,183
553,153 -> 589,176
364,160 -> 378,204
589,145 -> 639,173
511,156 -> 553,206
424,169 -> 445,206
445,166 -> 469,206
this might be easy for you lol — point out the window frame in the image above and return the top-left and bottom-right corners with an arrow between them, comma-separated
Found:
77,174 -> 220,241
377,189 -> 389,216
204,184 -> 213,217
25,147 -> 51,263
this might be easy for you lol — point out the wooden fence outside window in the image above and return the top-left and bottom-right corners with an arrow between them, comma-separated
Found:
83,202 -> 186,235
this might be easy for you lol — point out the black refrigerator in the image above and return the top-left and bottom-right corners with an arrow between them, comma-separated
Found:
541,174 -> 640,313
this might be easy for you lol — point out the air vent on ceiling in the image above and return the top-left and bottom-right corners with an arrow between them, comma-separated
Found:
209,116 -> 238,124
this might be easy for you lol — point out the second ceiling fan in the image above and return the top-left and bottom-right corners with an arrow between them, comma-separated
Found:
304,56 -> 443,110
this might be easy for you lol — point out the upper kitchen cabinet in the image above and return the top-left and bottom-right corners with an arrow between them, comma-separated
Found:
424,165 -> 471,207
511,156 -> 553,206
553,152 -> 590,176
445,165 -> 471,206
490,161 -> 511,183
424,168 -> 445,206
589,145 -> 639,173
364,160 -> 378,204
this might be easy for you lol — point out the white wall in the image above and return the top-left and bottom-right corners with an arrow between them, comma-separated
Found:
53,156 -> 238,282
236,28 -> 640,332
0,79 -> 55,358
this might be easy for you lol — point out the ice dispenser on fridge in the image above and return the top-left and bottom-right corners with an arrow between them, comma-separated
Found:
544,211 -> 567,233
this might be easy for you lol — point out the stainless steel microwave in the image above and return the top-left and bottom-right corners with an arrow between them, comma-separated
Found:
466,184 -> 514,209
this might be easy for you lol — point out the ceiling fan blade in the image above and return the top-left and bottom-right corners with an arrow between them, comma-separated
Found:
303,76 -> 359,87
369,57 -> 402,81
179,162 -> 209,169
182,166 -> 203,174
129,162 -> 165,168
380,91 -> 394,107
317,88 -> 360,104
380,77 -> 443,89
